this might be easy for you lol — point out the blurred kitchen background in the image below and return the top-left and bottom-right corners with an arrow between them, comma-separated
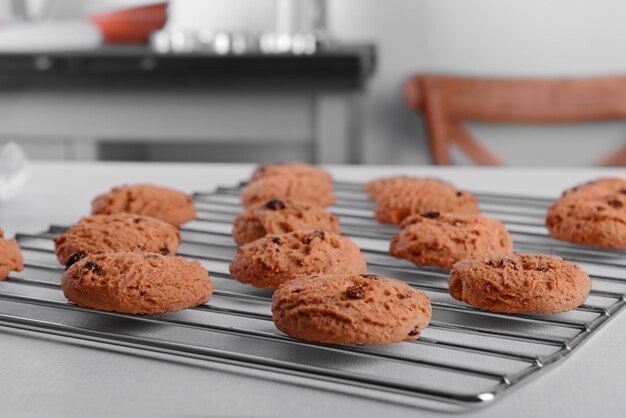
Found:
1,0 -> 626,165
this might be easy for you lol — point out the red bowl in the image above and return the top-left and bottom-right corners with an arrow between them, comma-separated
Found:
89,2 -> 168,44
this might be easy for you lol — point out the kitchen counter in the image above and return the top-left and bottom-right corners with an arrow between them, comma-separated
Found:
0,44 -> 376,89
0,45 -> 376,163
0,162 -> 625,417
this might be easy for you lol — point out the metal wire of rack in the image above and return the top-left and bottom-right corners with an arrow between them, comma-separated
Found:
1,180 -> 625,410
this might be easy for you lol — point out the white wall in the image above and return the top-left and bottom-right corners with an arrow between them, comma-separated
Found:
329,0 -> 626,165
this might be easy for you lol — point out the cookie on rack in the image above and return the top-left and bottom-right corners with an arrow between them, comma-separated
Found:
54,213 -> 181,268
546,179 -> 626,248
250,162 -> 333,186
92,184 -> 196,227
0,229 -> 23,281
559,177 -> 626,199
240,175 -> 336,208
272,273 -> 432,345
229,230 -> 366,288
364,176 -> 442,199
449,253 -> 591,314
374,180 -> 479,225
232,198 -> 341,245
62,252 -> 213,314
390,211 -> 513,268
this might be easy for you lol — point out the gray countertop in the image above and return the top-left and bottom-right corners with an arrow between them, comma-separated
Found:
1,162 -> 625,417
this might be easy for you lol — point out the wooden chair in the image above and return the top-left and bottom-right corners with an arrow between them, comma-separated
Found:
404,75 -> 626,165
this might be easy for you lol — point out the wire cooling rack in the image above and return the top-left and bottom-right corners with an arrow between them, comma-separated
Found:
2,180 -> 626,409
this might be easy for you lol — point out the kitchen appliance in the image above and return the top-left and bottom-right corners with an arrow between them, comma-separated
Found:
3,181 -> 624,409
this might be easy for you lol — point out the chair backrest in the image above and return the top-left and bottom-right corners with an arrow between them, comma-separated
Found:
404,75 -> 626,165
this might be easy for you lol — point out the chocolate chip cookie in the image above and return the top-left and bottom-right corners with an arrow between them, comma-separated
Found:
364,176 -> 443,199
54,213 -> 181,268
547,179 -> 626,248
229,230 -> 367,288
390,211 -> 513,268
62,252 -> 213,314
0,229 -> 23,281
272,273 -> 432,345
449,253 -> 591,314
240,175 -> 336,208
92,184 -> 196,227
560,177 -> 626,199
232,198 -> 341,245
250,162 -> 333,186
374,181 -> 479,225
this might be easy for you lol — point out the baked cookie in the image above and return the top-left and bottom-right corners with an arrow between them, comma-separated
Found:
449,253 -> 591,314
62,252 -> 213,314
390,212 -> 513,268
229,230 -> 366,288
272,273 -> 432,345
232,198 -> 341,245
250,162 -> 333,186
559,177 -> 626,199
92,184 -> 196,227
364,176 -> 443,199
374,181 -> 479,225
54,213 -> 181,268
0,229 -> 23,281
240,175 -> 336,208
546,191 -> 626,248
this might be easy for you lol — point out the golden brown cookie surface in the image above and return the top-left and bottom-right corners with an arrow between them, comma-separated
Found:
364,176 -> 443,199
560,177 -> 626,199
547,178 -> 626,248
62,252 -> 213,314
229,230 -> 366,288
374,181 -> 479,225
92,184 -> 196,227
390,212 -> 513,268
272,273 -> 432,345
54,213 -> 181,267
250,162 -> 332,185
449,253 -> 591,314
240,175 -> 336,208
232,198 -> 340,245
0,229 -> 23,281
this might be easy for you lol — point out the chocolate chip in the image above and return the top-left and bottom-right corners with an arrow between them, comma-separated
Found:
271,237 -> 282,244
456,191 -> 463,197
84,262 -> 103,276
160,246 -> 170,255
536,266 -> 549,272
145,254 -> 159,259
139,291 -> 146,296
133,218 -> 142,224
488,257 -> 516,268
346,284 -> 365,299
408,326 -> 420,337
597,206 -> 606,211
608,198 -> 623,208
265,199 -> 286,210
303,230 -> 325,244
620,189 -> 626,195
397,293 -> 407,300
65,252 -> 86,269
359,274 -> 380,280
502,258 -> 516,267
421,211 -> 440,219
292,288 -> 301,294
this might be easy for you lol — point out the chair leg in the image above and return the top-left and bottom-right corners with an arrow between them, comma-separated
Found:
596,145 -> 626,166
422,82 -> 450,165
448,123 -> 505,165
